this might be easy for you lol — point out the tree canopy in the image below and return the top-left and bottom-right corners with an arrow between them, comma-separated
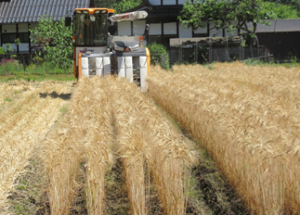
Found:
30,16 -> 73,69
266,0 -> 300,14
178,0 -> 277,37
94,0 -> 142,13
112,0 -> 142,13
263,1 -> 299,19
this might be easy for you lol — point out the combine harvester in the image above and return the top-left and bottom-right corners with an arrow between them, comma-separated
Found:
66,8 -> 151,90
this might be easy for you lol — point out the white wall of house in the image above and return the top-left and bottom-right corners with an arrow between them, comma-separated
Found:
148,0 -> 161,5
149,23 -> 162,35
1,23 -> 30,52
19,43 -> 29,52
133,20 -> 146,36
195,26 -> 207,34
2,43 -> 17,52
2,24 -> 16,33
209,22 -> 223,37
30,23 -> 38,30
179,23 -> 192,38
118,21 -> 131,36
163,22 -> 177,35
164,0 -> 176,5
178,0 -> 191,4
225,29 -> 238,37
18,24 -> 28,32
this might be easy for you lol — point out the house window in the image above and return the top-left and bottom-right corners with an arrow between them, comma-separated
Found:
2,25 -> 16,33
2,33 -> 17,43
178,0 -> 191,4
18,33 -> 30,43
117,21 -> 131,36
179,23 -> 192,38
148,35 -> 162,44
149,23 -> 162,35
163,23 -> 177,35
148,0 -> 161,5
163,0 -> 176,5
133,20 -> 146,36
2,33 -> 29,43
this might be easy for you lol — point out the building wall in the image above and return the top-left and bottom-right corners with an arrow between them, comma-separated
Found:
257,32 -> 300,62
1,23 -> 31,53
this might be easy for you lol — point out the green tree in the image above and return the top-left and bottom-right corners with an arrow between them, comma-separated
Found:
30,16 -> 73,69
95,0 -> 117,8
112,0 -> 142,13
178,0 -> 277,38
95,0 -> 142,14
147,43 -> 170,69
264,0 -> 300,17
263,2 -> 299,18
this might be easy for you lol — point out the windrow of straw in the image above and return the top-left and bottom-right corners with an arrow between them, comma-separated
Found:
42,77 -> 113,215
147,63 -> 300,214
107,77 -> 197,215
83,78 -> 113,215
0,81 -> 70,212
108,77 -> 148,215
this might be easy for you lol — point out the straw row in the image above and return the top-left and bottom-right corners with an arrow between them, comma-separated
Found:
42,77 -> 113,215
108,78 -> 147,215
107,77 -> 197,215
83,78 -> 113,215
0,82 -> 70,212
147,63 -> 300,214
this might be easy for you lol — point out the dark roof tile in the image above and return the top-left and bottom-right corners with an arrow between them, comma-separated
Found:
0,0 -> 90,23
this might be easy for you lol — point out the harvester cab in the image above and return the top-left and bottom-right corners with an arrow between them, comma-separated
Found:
67,8 -> 150,91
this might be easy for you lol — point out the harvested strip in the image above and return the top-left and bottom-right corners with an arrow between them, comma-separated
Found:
109,79 -> 147,215
83,77 -> 113,215
43,77 -> 113,215
0,83 -> 69,212
109,77 -> 198,215
0,91 -> 40,135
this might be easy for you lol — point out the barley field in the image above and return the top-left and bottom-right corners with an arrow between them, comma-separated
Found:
1,77 -> 223,215
147,63 -> 300,215
2,63 -> 290,215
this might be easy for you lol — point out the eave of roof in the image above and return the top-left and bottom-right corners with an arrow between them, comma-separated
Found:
249,19 -> 300,33
0,0 -> 90,24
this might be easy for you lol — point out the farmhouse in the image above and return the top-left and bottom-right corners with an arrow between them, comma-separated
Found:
0,0 -> 91,53
119,0 -> 300,62
0,0 -> 298,62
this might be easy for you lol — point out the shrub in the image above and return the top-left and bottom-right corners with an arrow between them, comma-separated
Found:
0,47 -> 6,54
30,16 -> 73,69
147,43 -> 170,69
0,58 -> 22,75
6,43 -> 14,54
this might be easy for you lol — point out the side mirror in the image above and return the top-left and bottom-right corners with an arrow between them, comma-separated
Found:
65,16 -> 72,27
143,24 -> 150,36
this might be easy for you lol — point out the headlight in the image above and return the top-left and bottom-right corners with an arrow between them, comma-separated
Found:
130,44 -> 139,51
114,44 -> 124,51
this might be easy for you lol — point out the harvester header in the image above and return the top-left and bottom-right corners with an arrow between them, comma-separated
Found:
67,8 -> 151,91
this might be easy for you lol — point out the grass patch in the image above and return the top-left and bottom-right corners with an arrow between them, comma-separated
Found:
0,60 -> 76,82
16,180 -> 27,191
5,97 -> 13,102
59,106 -> 68,114
14,203 -> 27,214
0,74 -> 76,82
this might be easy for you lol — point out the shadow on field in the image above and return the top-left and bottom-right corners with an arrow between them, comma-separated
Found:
39,92 -> 72,100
